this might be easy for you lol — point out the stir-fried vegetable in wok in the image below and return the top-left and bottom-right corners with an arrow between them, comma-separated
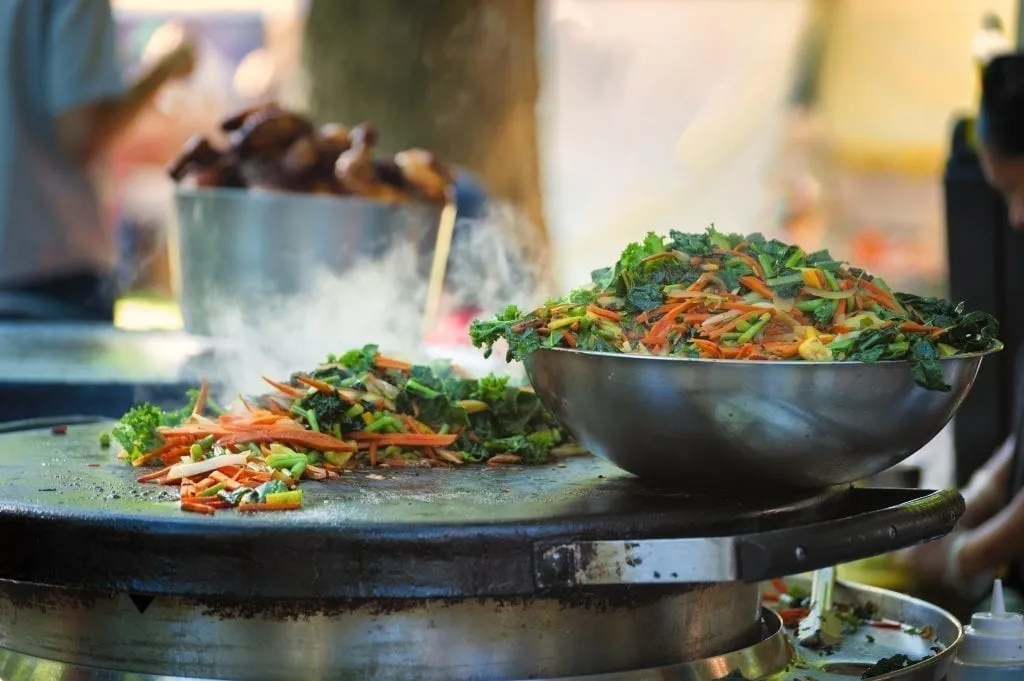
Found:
470,227 -> 1000,391
111,346 -> 572,515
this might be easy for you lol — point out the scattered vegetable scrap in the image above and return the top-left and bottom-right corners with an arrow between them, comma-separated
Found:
860,654 -> 925,679
470,227 -> 1001,391
762,579 -> 941,678
110,345 -> 579,515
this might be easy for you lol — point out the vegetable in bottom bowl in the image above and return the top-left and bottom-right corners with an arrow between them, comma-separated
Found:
469,227 -> 1001,391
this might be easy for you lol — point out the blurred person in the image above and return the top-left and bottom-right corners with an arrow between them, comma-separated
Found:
896,54 -> 1024,603
0,0 -> 195,322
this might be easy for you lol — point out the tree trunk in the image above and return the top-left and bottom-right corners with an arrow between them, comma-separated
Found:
302,0 -> 547,242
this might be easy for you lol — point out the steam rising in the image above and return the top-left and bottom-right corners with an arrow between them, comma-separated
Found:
201,203 -> 550,399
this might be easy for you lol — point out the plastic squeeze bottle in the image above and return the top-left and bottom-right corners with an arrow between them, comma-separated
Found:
949,580 -> 1024,680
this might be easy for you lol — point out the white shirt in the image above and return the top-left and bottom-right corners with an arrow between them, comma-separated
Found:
0,0 -> 124,287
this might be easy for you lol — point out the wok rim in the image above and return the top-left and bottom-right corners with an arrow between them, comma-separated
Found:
525,342 -> 1003,368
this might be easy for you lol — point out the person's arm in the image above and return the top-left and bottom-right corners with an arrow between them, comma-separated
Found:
960,487 -> 1024,575
46,0 -> 195,165
960,434 -> 1017,528
891,435 -> 1016,592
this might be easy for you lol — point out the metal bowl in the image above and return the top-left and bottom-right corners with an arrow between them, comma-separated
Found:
524,347 -> 998,491
169,187 -> 443,335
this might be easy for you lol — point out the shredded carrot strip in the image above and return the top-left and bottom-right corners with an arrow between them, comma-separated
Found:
191,379 -> 210,417
691,339 -> 723,358
355,433 -> 459,447
159,446 -> 193,466
834,298 -> 847,322
587,304 -> 621,321
900,322 -> 943,334
210,471 -> 242,490
739,275 -> 775,300
375,354 -> 413,372
732,252 -> 764,278
858,279 -> 902,312
261,376 -> 305,398
294,374 -> 335,394
137,466 -> 172,483
181,501 -> 215,515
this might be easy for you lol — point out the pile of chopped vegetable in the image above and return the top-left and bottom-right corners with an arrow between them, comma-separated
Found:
470,227 -> 1000,391
110,345 -> 574,515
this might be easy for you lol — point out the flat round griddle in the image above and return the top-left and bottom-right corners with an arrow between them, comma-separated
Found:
0,423 -> 962,600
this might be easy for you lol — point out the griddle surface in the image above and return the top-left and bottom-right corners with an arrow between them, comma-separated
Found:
0,423 -> 847,599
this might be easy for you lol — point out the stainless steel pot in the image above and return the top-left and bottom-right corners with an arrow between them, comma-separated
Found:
169,188 -> 445,336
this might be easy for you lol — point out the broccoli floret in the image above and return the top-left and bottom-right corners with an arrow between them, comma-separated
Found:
470,374 -> 511,404
111,403 -> 164,459
296,391 -> 362,434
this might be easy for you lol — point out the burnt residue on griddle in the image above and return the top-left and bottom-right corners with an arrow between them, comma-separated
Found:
193,584 -> 717,621
0,583 -> 112,614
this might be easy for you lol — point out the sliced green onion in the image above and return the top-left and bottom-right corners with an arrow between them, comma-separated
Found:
198,482 -> 226,497
548,315 -> 583,330
306,409 -> 321,432
737,313 -> 771,344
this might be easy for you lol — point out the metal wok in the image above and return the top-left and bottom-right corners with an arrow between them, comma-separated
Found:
524,347 -> 998,491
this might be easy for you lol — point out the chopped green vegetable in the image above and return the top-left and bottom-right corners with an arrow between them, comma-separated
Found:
861,654 -> 923,678
297,352 -> 566,464
110,387 -> 222,459
469,227 -> 1001,392
255,480 -> 288,503
111,404 -> 164,460
197,482 -> 226,497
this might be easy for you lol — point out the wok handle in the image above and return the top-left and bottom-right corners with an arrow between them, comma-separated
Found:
532,488 -> 964,589
733,487 -> 964,582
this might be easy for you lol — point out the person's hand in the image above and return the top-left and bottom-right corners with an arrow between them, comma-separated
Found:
161,40 -> 198,81
892,530 -> 995,601
893,435 -> 1015,597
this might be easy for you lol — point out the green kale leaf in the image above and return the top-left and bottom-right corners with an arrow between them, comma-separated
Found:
909,340 -> 950,392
